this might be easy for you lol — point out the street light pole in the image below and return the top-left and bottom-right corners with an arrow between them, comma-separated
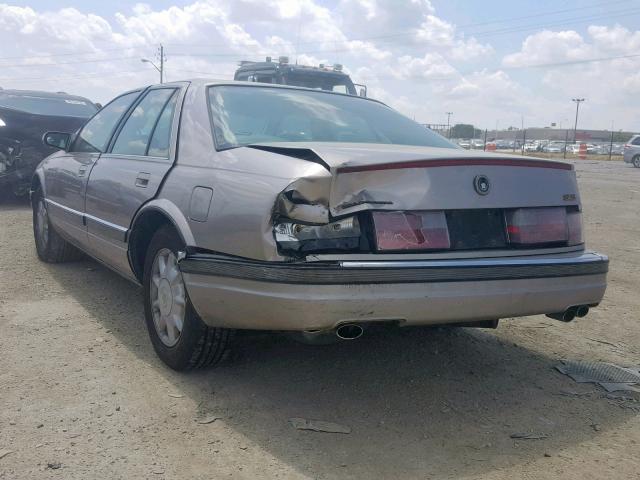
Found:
446,112 -> 453,138
572,98 -> 585,143
159,44 -> 164,84
141,44 -> 165,84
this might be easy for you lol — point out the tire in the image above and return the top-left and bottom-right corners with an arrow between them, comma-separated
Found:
32,190 -> 83,263
633,156 -> 640,168
143,225 -> 233,370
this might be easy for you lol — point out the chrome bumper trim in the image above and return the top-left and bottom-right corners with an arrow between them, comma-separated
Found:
179,252 -> 608,285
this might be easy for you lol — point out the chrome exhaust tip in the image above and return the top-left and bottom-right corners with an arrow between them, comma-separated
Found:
335,324 -> 364,340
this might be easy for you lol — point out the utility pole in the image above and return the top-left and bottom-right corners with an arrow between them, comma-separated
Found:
141,44 -> 165,84
446,112 -> 453,138
609,120 -> 614,161
572,98 -> 585,143
159,44 -> 164,84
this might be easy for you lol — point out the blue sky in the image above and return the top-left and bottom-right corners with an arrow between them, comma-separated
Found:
2,0 -> 639,130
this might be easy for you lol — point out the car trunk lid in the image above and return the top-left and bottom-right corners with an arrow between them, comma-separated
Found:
249,142 -> 579,217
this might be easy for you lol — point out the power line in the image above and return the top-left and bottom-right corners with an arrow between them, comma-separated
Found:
360,51 -> 640,82
0,69 -> 150,82
2,47 -> 633,84
503,52 -> 640,70
163,0 -> 636,50
0,0 -> 633,67
454,0 -> 632,29
0,56 -> 144,69
467,7 -> 640,38
0,46 -> 154,61
164,6 -> 640,62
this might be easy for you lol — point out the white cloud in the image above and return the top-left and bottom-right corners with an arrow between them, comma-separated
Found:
395,53 -> 457,80
502,30 -> 592,67
501,25 -> 640,128
0,2 -> 638,130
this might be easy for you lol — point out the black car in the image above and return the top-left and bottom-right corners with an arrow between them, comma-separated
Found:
0,88 -> 98,196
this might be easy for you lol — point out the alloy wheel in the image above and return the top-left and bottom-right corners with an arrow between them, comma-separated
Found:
150,248 -> 187,347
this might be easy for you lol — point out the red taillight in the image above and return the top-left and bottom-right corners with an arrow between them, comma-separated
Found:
567,210 -> 583,246
373,211 -> 450,251
505,207 -> 582,245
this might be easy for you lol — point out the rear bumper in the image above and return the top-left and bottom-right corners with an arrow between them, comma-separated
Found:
179,251 -> 608,331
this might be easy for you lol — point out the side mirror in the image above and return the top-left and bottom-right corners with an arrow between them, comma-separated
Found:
359,88 -> 366,97
43,131 -> 71,151
95,102 -> 103,110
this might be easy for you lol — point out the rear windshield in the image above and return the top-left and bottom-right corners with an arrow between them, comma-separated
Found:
207,85 -> 456,150
0,93 -> 97,117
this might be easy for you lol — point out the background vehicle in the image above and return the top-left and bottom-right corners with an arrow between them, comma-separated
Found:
31,80 -> 607,371
470,139 -> 484,149
234,56 -> 366,96
543,141 -> 565,154
624,134 -> 640,167
0,88 -> 98,196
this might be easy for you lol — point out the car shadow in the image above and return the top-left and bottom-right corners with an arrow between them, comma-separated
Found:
0,192 -> 30,209
44,256 -> 636,479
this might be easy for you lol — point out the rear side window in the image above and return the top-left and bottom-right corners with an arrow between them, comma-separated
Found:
111,89 -> 177,157
148,92 -> 179,157
73,92 -> 139,153
632,136 -> 640,146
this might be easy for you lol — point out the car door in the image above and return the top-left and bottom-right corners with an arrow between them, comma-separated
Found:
84,85 -> 183,277
44,91 -> 141,248
633,136 -> 640,156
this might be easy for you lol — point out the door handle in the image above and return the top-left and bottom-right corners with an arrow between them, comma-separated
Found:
135,172 -> 150,188
78,165 -> 88,177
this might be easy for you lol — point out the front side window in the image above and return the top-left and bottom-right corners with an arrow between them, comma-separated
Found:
207,85 -> 456,150
73,92 -> 139,153
111,89 -> 177,156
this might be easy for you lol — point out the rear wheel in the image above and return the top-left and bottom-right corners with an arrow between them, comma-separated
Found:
32,190 -> 82,263
143,225 -> 233,370
633,155 -> 640,168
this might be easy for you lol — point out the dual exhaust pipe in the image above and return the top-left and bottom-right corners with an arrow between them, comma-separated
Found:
546,305 -> 590,322
303,305 -> 591,342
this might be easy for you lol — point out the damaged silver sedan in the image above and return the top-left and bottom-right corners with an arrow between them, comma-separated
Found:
31,80 -> 608,370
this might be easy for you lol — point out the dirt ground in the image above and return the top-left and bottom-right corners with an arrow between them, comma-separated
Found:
1,160 -> 639,480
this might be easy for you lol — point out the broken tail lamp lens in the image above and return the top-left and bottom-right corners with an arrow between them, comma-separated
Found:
274,216 -> 361,252
505,207 -> 583,246
372,211 -> 450,251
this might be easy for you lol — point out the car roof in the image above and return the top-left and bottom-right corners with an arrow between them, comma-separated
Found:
0,88 -> 95,104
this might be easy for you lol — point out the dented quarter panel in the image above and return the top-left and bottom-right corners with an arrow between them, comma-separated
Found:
160,82 -> 334,260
